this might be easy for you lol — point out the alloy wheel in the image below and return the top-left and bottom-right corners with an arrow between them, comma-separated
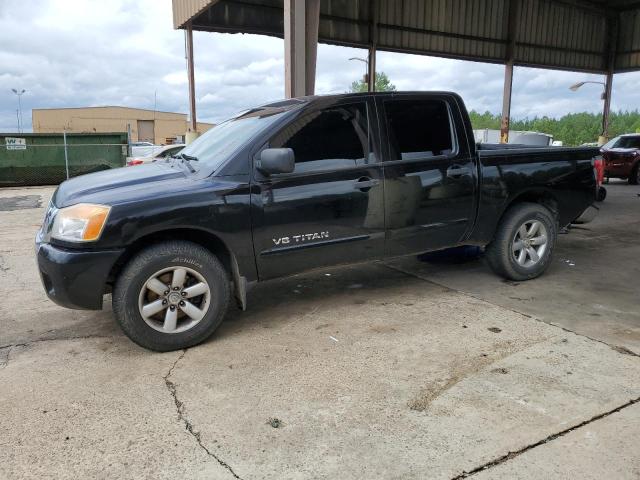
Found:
138,266 -> 211,334
511,220 -> 549,268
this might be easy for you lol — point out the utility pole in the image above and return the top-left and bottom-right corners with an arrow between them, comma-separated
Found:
11,89 -> 26,133
185,24 -> 198,143
349,57 -> 370,90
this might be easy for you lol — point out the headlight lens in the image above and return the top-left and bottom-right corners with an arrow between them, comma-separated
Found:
51,204 -> 111,242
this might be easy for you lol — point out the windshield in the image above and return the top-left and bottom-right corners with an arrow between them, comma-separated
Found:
179,107 -> 290,171
603,135 -> 640,150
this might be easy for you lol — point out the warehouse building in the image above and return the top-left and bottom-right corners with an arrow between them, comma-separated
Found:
32,106 -> 214,145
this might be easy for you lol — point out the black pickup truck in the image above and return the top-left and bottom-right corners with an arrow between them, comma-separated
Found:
36,92 -> 599,351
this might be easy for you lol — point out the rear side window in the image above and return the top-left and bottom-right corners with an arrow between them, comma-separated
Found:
270,103 -> 370,174
384,99 -> 456,161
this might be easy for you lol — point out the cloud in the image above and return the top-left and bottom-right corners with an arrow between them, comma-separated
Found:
1,0 -> 639,133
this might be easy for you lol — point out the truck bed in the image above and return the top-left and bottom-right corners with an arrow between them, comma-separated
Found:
477,143 -> 600,157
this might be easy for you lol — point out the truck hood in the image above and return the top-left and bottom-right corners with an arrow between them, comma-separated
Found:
52,162 -> 190,208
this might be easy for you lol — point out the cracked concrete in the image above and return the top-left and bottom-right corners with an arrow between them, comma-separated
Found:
453,396 -> 640,478
0,345 -> 12,368
165,271 -> 639,479
386,262 -> 640,362
1,183 -> 640,479
164,350 -> 243,479
0,338 -> 237,480
470,400 -> 640,480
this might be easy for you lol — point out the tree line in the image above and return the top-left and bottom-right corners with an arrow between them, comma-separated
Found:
469,110 -> 640,146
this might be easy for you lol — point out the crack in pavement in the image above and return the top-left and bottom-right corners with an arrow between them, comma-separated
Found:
0,334 -> 117,351
450,396 -> 640,478
0,345 -> 13,369
384,263 -> 640,359
163,349 -> 242,480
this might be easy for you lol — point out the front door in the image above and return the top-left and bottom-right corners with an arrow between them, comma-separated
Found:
252,98 -> 385,280
378,95 -> 477,256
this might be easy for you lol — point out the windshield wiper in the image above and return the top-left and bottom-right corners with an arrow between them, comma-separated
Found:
179,153 -> 199,162
171,153 -> 198,173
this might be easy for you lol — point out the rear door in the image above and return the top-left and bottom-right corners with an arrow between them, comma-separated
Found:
378,94 -> 477,256
251,97 -> 385,280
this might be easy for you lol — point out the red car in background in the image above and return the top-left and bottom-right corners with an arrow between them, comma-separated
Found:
601,134 -> 640,184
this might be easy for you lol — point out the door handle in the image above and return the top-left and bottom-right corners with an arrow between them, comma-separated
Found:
354,177 -> 380,191
446,165 -> 471,178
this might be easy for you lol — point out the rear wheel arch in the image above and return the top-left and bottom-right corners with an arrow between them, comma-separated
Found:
502,189 -> 559,220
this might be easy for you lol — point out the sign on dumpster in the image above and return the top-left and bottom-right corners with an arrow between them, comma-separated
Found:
5,137 -> 26,150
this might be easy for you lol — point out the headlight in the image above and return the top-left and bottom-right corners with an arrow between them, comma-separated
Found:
51,203 -> 111,242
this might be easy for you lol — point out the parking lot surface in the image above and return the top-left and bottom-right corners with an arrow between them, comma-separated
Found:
1,184 -> 639,479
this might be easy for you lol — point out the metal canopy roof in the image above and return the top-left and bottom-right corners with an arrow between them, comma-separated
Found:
173,0 -> 640,73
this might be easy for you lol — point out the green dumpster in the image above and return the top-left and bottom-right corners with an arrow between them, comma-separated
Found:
0,132 -> 128,187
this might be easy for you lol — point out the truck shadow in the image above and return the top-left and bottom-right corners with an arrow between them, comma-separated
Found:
215,260 -> 453,342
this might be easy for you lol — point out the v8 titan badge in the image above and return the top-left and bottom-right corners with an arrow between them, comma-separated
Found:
273,231 -> 330,246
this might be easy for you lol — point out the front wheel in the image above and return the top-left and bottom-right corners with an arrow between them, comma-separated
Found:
485,203 -> 557,281
113,241 -> 230,352
597,186 -> 607,202
628,164 -> 640,185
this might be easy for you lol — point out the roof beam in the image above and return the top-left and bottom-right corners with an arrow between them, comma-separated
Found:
618,1 -> 640,11
546,0 -> 607,15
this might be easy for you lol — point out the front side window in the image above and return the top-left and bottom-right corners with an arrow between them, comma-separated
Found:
270,103 -> 370,174
180,107 -> 289,171
384,99 -> 455,161
603,136 -> 640,149
617,136 -> 640,149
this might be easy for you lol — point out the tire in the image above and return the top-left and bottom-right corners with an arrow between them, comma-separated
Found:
628,163 -> 640,185
485,202 -> 557,281
597,186 -> 607,202
113,241 -> 230,352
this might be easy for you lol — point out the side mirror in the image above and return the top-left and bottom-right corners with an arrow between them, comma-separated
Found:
258,148 -> 295,175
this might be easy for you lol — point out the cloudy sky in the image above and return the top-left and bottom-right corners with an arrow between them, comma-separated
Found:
1,0 -> 639,133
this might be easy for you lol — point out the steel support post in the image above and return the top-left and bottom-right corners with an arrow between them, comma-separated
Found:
186,23 -> 198,136
285,0 -> 320,98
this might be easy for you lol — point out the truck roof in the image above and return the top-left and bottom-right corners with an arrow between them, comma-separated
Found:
260,91 -> 460,110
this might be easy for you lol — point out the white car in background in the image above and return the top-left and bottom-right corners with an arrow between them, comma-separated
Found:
126,144 -> 185,166
129,142 -> 158,158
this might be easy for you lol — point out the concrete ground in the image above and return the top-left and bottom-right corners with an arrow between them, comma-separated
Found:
0,184 -> 639,480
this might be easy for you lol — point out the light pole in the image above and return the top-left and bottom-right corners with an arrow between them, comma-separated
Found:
349,57 -> 369,91
569,81 -> 609,143
11,89 -> 26,134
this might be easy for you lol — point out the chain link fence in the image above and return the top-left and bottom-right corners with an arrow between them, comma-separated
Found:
0,132 -> 128,187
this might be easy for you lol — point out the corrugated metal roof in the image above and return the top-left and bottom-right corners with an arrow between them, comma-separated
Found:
173,0 -> 218,29
172,0 -> 640,73
617,8 -> 640,72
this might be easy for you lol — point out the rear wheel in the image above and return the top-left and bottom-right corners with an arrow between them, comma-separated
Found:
113,241 -> 230,351
486,203 -> 557,281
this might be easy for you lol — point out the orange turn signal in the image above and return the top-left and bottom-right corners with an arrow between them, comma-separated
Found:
58,204 -> 111,241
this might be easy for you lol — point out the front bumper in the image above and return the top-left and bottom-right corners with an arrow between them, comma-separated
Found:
604,163 -> 632,178
572,204 -> 599,224
36,239 -> 124,310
